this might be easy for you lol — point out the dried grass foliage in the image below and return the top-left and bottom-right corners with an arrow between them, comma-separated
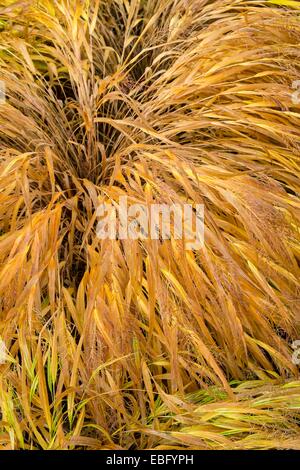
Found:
0,0 -> 300,449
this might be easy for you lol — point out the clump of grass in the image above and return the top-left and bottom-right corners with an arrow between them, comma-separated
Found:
0,0 -> 299,449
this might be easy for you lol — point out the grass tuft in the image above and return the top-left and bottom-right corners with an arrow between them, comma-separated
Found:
0,0 -> 300,449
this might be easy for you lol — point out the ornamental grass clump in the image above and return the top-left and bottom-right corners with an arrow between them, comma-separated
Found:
0,0 -> 300,449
